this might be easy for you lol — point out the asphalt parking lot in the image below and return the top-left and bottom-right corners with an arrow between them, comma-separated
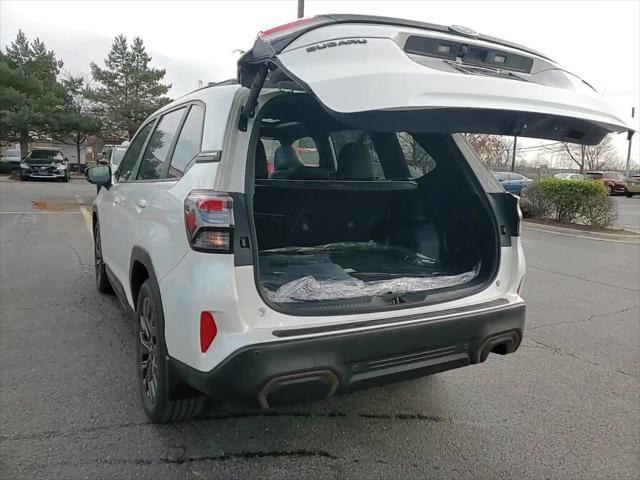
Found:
1,178 -> 639,479
615,195 -> 640,233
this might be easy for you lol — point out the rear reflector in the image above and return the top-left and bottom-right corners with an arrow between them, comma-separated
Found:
200,312 -> 217,352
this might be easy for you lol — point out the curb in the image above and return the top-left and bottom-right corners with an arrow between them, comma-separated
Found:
523,221 -> 640,244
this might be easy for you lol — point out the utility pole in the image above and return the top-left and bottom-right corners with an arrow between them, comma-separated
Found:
297,0 -> 304,18
510,119 -> 525,172
510,135 -> 518,172
626,107 -> 635,178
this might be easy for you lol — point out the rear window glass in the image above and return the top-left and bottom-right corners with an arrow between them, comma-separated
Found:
585,172 -> 603,179
605,172 -> 624,180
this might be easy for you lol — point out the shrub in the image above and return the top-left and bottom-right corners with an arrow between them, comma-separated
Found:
581,195 -> 617,227
523,183 -> 552,219
522,178 -> 615,227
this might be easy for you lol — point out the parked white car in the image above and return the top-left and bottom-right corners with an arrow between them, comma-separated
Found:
0,148 -> 22,170
553,172 -> 585,180
86,15 -> 630,423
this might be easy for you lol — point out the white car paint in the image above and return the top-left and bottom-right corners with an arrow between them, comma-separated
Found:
277,24 -> 629,132
92,17 -> 622,378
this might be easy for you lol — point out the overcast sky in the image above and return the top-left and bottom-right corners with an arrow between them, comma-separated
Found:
2,0 -> 639,162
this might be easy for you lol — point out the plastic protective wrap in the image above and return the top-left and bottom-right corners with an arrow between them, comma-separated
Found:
259,241 -> 480,303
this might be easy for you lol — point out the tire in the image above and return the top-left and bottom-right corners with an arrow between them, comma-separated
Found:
94,221 -> 114,294
19,175 -> 26,181
607,185 -> 613,196
519,186 -> 528,197
136,279 -> 205,423
626,193 -> 634,198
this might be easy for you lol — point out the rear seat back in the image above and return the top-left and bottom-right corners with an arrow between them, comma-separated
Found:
337,143 -> 375,180
253,181 -> 418,250
270,145 -> 330,180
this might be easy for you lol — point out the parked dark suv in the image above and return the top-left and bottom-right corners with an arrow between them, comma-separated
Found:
20,148 -> 70,182
585,171 -> 627,196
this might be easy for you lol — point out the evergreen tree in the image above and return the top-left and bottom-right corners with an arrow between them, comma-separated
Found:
53,75 -> 102,170
0,31 -> 67,158
90,35 -> 171,138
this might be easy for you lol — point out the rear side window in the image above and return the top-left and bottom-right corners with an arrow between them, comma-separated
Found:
396,132 -> 436,178
292,137 -> 319,166
118,122 -> 153,181
168,105 -> 204,179
260,138 -> 281,169
137,108 -> 185,181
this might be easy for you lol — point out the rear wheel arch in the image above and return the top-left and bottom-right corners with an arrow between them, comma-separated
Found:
129,247 -> 160,309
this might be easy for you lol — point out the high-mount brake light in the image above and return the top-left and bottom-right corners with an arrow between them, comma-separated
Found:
261,18 -> 313,38
184,190 -> 234,253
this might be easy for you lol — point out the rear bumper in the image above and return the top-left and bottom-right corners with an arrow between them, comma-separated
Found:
170,302 -> 525,407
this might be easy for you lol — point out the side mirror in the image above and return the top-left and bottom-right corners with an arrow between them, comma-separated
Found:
86,165 -> 112,188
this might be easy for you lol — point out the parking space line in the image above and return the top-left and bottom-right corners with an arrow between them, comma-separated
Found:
79,206 -> 93,239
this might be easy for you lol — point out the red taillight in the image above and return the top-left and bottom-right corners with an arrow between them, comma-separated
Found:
184,190 -> 234,253
261,18 -> 313,38
200,199 -> 225,212
200,312 -> 217,352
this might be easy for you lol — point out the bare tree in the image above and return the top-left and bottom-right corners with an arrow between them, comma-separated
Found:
462,134 -> 517,168
547,135 -> 620,173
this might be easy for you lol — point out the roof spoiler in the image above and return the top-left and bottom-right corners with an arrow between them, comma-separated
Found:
237,14 -> 552,88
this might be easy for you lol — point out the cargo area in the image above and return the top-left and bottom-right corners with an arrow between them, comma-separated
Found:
249,94 -> 500,312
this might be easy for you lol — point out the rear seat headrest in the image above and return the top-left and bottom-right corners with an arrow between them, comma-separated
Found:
274,145 -> 304,172
255,140 -> 268,179
337,143 -> 375,180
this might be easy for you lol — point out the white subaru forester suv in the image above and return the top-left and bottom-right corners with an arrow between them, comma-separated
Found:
86,15 -> 631,423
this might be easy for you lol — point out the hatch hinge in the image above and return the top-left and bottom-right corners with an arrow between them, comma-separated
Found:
238,64 -> 269,131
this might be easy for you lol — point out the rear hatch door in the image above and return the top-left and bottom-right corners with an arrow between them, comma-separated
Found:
238,15 -> 632,144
